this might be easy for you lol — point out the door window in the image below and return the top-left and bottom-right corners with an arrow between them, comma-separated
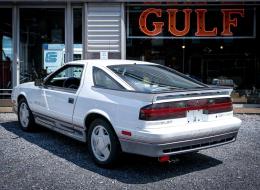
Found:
45,65 -> 83,90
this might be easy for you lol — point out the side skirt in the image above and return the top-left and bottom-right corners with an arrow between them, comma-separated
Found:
33,112 -> 86,142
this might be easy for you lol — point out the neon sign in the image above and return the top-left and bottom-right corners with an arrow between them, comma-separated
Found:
127,6 -> 255,39
139,8 -> 244,37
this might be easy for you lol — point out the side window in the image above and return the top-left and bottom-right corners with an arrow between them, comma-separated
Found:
45,65 -> 83,90
93,67 -> 124,90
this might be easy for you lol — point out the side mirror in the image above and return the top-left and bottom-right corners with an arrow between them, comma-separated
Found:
34,78 -> 44,86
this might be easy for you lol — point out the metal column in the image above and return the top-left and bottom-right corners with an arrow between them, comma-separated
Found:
12,6 -> 19,87
65,2 -> 73,62
121,3 -> 126,59
82,3 -> 88,59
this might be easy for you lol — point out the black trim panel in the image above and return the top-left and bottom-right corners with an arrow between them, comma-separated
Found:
33,111 -> 83,129
33,111 -> 84,136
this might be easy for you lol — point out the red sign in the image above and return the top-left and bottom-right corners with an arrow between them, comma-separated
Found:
139,8 -> 245,37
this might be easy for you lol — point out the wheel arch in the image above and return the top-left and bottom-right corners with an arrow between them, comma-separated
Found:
84,110 -> 118,140
85,110 -> 111,131
17,92 -> 27,103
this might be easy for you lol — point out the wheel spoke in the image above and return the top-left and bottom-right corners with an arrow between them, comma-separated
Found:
24,118 -> 29,126
20,111 -> 24,120
22,113 -> 26,121
92,132 -> 98,142
22,114 -> 25,121
92,134 -> 99,148
24,109 -> 29,118
100,146 -> 110,159
94,145 -> 103,156
98,127 -> 105,137
103,134 -> 111,147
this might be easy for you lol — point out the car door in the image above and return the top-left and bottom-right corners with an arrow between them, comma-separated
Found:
37,64 -> 84,129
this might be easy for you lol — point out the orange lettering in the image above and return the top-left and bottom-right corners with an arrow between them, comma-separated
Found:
167,9 -> 192,36
221,9 -> 244,36
195,9 -> 217,37
139,8 -> 164,36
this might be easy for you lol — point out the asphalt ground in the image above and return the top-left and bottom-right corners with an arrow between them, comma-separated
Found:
0,113 -> 259,190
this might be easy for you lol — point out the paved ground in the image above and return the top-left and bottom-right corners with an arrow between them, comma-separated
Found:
0,113 -> 259,190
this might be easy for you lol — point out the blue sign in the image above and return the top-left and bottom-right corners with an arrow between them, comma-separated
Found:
45,52 -> 57,63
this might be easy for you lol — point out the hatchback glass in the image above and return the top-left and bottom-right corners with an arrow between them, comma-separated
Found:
108,64 -> 206,93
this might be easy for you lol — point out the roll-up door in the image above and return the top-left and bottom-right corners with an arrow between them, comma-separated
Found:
86,3 -> 121,59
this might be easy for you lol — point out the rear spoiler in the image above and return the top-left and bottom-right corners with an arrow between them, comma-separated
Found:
153,86 -> 233,103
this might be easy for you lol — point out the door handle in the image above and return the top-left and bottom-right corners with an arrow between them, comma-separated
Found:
68,98 -> 74,104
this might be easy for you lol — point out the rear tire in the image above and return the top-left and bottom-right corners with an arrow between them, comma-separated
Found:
87,118 -> 121,167
18,98 -> 35,131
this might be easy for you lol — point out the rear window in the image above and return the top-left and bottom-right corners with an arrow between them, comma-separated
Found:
108,64 -> 205,93
93,67 -> 124,90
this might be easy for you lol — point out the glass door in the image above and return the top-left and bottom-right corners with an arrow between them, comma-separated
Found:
19,8 -> 65,79
0,8 -> 13,99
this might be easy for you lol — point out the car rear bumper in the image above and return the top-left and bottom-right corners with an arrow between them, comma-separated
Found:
119,117 -> 241,157
120,131 -> 238,157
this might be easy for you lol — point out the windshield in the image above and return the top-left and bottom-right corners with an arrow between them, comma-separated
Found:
108,64 -> 206,93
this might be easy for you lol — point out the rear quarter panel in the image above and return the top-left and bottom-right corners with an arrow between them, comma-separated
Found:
73,84 -> 152,138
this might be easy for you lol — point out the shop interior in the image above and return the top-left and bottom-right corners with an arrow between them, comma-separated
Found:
126,5 -> 260,103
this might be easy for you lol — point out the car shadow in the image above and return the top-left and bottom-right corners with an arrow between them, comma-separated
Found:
1,121 -> 223,184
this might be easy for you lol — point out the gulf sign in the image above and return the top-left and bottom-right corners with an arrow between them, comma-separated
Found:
127,6 -> 255,39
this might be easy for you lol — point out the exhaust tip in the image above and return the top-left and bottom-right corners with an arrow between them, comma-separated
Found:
158,155 -> 170,163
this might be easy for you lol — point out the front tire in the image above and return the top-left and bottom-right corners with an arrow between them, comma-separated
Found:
87,118 -> 121,167
18,98 -> 35,131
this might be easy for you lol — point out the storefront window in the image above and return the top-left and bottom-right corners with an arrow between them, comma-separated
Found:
73,8 -> 82,60
0,8 -> 13,97
126,3 -> 260,104
19,8 -> 65,79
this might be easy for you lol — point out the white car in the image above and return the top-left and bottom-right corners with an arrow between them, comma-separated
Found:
12,59 -> 241,167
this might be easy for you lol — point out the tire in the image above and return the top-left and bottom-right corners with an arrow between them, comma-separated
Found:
87,118 -> 121,167
18,98 -> 35,131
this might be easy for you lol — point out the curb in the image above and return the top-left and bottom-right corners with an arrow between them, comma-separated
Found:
0,107 -> 13,113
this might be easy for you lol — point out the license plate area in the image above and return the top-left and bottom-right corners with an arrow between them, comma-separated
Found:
187,110 -> 205,124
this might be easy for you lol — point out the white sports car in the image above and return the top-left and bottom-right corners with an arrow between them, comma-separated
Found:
12,59 -> 241,167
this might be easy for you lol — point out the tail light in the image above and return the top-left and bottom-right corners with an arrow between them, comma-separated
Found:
139,101 -> 186,120
139,97 -> 233,121
204,97 -> 233,114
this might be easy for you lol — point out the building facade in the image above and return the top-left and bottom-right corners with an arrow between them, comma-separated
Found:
0,0 -> 260,106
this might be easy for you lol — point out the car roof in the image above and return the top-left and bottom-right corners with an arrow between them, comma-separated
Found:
67,59 -> 158,67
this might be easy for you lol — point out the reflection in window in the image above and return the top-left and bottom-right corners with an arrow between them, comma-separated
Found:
0,8 -> 12,91
19,8 -> 65,83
